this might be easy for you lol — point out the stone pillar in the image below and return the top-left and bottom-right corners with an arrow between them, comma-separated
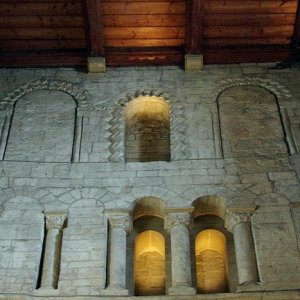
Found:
40,212 -> 66,289
165,210 -> 196,295
105,212 -> 132,296
226,210 -> 258,286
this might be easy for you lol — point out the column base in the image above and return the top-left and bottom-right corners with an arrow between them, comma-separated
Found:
168,286 -> 196,296
87,57 -> 106,73
102,286 -> 129,296
185,54 -> 203,71
34,287 -> 60,296
237,282 -> 265,292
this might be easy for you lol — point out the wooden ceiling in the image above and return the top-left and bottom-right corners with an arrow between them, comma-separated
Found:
0,0 -> 300,67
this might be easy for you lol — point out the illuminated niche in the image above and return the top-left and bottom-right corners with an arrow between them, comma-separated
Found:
134,230 -> 166,295
195,229 -> 228,294
124,95 -> 170,162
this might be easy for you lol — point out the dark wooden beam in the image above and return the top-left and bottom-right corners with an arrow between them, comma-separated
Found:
0,50 -> 87,67
82,0 -> 104,56
185,0 -> 204,54
292,0 -> 300,51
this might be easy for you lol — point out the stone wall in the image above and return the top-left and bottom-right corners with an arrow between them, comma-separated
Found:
0,63 -> 300,299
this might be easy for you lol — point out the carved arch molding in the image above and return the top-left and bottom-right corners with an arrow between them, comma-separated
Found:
0,80 -> 89,162
104,89 -> 189,162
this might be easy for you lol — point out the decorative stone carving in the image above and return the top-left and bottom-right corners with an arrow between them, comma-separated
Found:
45,212 -> 67,231
108,214 -> 132,233
104,89 -> 189,162
214,77 -> 292,100
164,212 -> 192,232
0,80 -> 90,111
225,211 -> 253,232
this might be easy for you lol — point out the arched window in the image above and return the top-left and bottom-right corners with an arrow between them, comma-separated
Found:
134,230 -> 166,295
195,229 -> 228,293
124,95 -> 170,162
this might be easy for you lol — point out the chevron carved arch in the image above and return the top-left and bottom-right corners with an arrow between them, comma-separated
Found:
105,89 -> 189,162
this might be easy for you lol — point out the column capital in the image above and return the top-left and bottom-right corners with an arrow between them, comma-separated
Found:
164,209 -> 193,232
225,207 -> 256,232
106,211 -> 132,233
45,211 -> 67,231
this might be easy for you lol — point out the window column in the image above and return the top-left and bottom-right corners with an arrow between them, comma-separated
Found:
104,212 -> 132,296
165,210 -> 196,295
40,212 -> 66,289
226,209 -> 259,286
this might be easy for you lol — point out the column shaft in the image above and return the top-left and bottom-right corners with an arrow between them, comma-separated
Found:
108,226 -> 127,288
165,211 -> 195,295
41,228 -> 62,288
233,222 -> 258,284
104,212 -> 131,296
40,212 -> 66,290
170,225 -> 192,286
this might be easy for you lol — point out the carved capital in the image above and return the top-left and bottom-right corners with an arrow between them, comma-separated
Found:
164,211 -> 192,232
108,214 -> 132,233
225,210 -> 254,232
45,212 -> 67,231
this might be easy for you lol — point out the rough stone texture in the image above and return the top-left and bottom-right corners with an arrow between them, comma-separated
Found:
0,64 -> 300,299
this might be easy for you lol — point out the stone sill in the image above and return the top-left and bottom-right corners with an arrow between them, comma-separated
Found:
1,291 -> 300,300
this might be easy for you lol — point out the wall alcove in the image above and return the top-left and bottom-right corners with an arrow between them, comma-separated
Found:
124,95 -> 171,162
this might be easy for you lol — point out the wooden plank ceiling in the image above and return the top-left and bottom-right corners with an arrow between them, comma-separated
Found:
0,0 -> 299,67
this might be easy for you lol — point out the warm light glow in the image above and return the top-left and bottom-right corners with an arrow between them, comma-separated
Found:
195,229 -> 228,294
124,95 -> 170,162
134,230 -> 165,295
125,95 -> 170,124
135,230 -> 165,257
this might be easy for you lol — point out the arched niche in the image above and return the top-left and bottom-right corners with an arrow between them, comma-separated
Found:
217,85 -> 289,158
0,80 -> 89,162
134,230 -> 166,295
193,195 -> 226,220
106,89 -> 189,162
124,95 -> 170,162
195,229 -> 228,294
191,196 -> 238,293
132,197 -> 166,221
127,197 -> 169,296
